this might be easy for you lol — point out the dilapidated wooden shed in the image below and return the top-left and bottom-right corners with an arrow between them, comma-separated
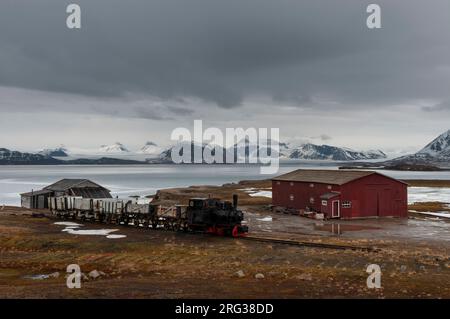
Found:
21,179 -> 112,209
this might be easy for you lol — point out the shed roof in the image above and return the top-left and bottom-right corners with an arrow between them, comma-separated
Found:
20,189 -> 53,197
320,192 -> 341,199
272,169 -> 403,186
43,179 -> 109,191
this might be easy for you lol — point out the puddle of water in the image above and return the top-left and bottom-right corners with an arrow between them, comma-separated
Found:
314,223 -> 380,235
23,274 -> 50,280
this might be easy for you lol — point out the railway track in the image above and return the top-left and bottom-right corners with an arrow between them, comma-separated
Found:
242,235 -> 380,252
48,211 -> 380,252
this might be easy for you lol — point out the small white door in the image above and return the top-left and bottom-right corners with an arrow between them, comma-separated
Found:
332,200 -> 340,218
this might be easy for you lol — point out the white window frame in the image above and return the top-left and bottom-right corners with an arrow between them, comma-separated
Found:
342,201 -> 352,209
321,200 -> 327,206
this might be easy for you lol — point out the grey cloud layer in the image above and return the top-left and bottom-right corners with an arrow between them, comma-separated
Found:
1,0 -> 450,111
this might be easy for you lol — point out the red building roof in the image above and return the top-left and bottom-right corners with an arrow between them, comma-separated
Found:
272,169 -> 406,186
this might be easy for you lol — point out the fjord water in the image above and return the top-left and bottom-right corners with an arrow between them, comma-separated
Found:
1,163 -> 450,206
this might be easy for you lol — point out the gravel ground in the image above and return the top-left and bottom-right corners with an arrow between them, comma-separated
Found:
0,206 -> 449,299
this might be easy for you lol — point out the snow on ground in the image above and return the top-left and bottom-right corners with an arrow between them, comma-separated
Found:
106,234 -> 127,239
53,222 -> 83,227
408,187 -> 450,204
413,211 -> 450,219
62,228 -> 119,236
249,191 -> 272,198
257,216 -> 273,222
239,188 -> 273,198
53,222 -> 127,238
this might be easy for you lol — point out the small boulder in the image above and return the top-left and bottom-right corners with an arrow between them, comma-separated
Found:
254,273 -> 265,279
295,273 -> 313,281
235,270 -> 245,278
88,270 -> 101,280
48,272 -> 60,279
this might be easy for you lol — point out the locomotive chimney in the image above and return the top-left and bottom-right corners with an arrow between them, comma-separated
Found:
233,194 -> 238,209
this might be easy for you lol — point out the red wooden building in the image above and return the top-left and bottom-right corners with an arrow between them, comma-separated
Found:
272,169 -> 408,219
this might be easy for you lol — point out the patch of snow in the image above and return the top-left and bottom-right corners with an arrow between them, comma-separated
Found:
106,234 -> 127,239
249,191 -> 272,198
238,188 -> 257,193
257,216 -> 273,222
62,228 -> 119,236
414,211 -> 450,219
408,187 -> 450,204
53,222 -> 83,227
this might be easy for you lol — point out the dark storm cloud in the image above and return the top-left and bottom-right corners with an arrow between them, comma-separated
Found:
1,0 -> 450,110
422,101 -> 450,112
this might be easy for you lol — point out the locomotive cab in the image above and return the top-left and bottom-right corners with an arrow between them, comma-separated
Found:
189,198 -> 207,209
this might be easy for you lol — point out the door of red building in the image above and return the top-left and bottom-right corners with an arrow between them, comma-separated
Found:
332,200 -> 340,218
365,188 -> 379,217
378,188 -> 393,216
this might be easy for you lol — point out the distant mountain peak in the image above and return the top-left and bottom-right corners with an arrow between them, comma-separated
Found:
138,141 -> 162,155
418,129 -> 450,157
384,129 -> 450,167
286,143 -> 386,161
39,145 -> 68,157
99,142 -> 129,153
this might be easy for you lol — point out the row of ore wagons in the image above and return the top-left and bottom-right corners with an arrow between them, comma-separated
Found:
271,169 -> 408,219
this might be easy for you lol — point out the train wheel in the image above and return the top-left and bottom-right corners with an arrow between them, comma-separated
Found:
232,225 -> 239,238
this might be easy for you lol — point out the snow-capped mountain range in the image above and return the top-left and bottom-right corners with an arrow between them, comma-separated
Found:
155,140 -> 387,162
5,130 -> 450,167
33,140 -> 387,162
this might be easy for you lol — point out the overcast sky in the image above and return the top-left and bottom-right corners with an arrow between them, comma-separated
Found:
1,0 -> 450,155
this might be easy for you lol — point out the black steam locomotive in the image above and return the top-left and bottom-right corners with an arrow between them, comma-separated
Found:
187,195 -> 248,237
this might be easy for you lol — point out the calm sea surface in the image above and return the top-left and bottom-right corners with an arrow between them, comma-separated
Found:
1,163 -> 450,206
